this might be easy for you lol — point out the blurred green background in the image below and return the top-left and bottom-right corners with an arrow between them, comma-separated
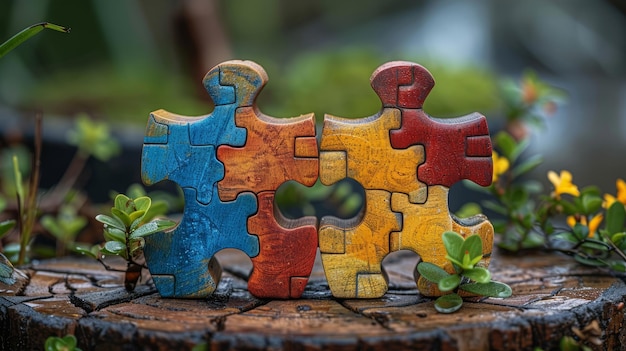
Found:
1,0 -> 625,215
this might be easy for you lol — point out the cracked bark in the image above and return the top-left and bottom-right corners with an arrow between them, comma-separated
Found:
0,249 -> 625,351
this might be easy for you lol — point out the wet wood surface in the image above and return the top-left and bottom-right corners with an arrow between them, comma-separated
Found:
1,248 -> 625,351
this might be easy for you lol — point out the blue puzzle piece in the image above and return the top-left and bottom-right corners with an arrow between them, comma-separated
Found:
143,187 -> 258,298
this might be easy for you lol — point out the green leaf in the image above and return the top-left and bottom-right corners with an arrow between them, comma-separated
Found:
111,208 -> 131,228
0,219 -> 16,238
460,234 -> 483,262
0,22 -> 70,59
129,219 -> 176,239
611,232 -> 626,246
434,293 -> 463,313
573,254 -> 607,267
460,281 -> 512,298
102,240 -> 127,258
95,214 -> 125,231
442,231 -> 464,262
74,245 -> 98,259
606,202 -> 626,235
494,131 -> 517,161
581,195 -> 602,215
463,267 -> 491,283
511,154 -> 543,178
438,274 -> 461,292
128,210 -> 146,224
572,223 -> 589,241
416,262 -> 450,284
114,194 -> 133,213
103,227 -> 126,243
133,196 -> 151,212
552,232 -> 580,244
579,239 -> 610,252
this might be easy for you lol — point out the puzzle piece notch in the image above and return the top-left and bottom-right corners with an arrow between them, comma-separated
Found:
247,191 -> 318,299
143,187 -> 258,298
217,107 -> 319,202
369,61 -> 493,187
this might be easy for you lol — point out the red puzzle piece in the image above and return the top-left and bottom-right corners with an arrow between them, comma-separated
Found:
371,61 -> 493,187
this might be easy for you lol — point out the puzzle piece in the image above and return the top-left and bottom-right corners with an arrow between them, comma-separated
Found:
142,60 -> 319,299
318,99 -> 424,299
371,61 -> 493,187
143,187 -> 258,298
141,60 -> 268,298
213,63 -> 319,299
318,61 -> 494,298
247,192 -> 318,299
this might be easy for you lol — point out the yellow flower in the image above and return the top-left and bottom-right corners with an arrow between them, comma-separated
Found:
602,179 -> 626,209
567,214 -> 604,238
548,170 -> 580,199
492,151 -> 509,183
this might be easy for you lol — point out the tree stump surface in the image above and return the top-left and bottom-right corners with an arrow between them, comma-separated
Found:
1,248 -> 625,351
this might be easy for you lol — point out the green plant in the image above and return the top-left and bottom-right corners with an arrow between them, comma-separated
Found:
41,204 -> 87,257
44,334 -> 82,351
78,194 -> 176,291
417,231 -> 512,313
0,22 -> 69,59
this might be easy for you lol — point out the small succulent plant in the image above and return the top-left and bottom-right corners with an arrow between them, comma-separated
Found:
417,231 -> 512,313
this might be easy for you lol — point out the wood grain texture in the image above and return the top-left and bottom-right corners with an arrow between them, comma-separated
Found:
217,107 -> 318,201
247,192 -> 318,299
2,250 -> 625,350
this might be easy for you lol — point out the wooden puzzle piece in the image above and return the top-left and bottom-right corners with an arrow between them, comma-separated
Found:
370,61 -> 493,187
217,107 -> 318,201
319,108 -> 426,203
141,60 -> 270,298
390,185 -> 494,296
143,187 -> 258,298
142,60 -> 320,299
247,192 -> 318,299
319,190 -> 401,298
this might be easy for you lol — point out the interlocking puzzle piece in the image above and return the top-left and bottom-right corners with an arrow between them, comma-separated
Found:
319,190 -> 401,298
390,185 -> 494,296
217,107 -> 318,201
318,61 -> 494,299
141,60 -> 271,298
143,187 -> 258,298
142,59 -> 320,299
371,61 -> 493,187
247,192 -> 318,299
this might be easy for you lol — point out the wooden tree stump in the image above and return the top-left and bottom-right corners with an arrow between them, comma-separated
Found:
1,248 -> 625,351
